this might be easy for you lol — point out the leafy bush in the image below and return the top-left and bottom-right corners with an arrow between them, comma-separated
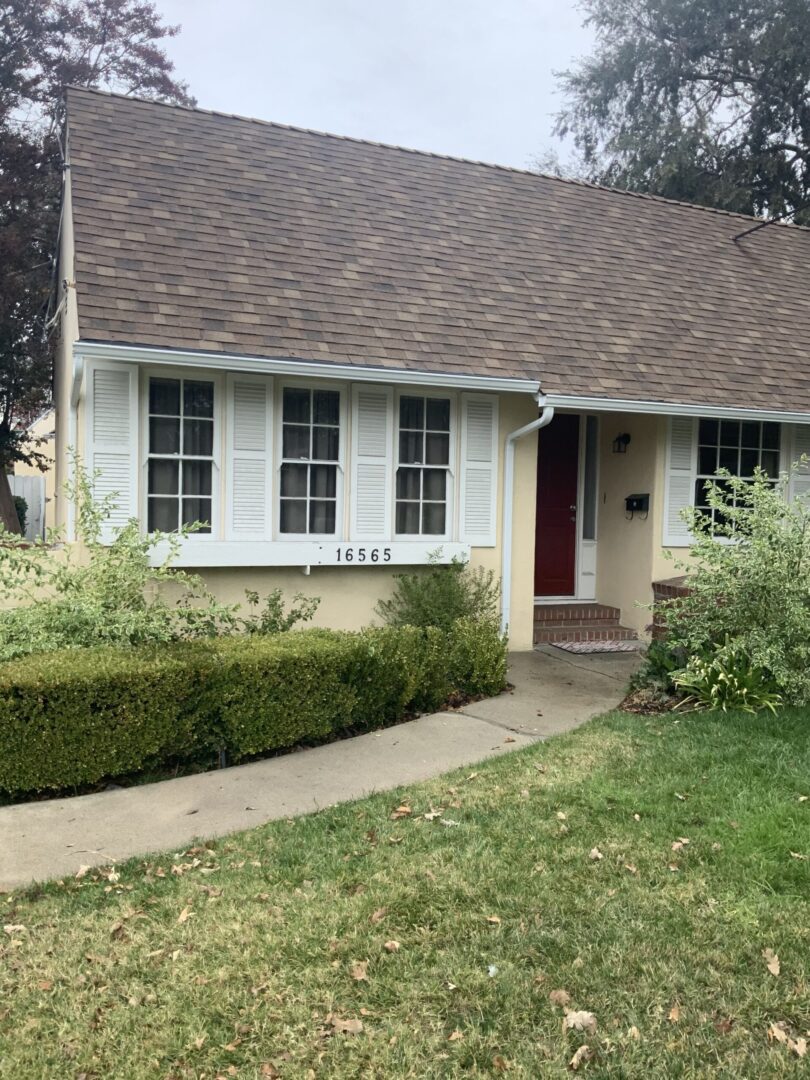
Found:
628,639 -> 684,695
673,641 -> 782,715
659,463 -> 810,705
0,461 -> 318,661
12,494 -> 27,534
0,620 -> 508,795
375,555 -> 500,632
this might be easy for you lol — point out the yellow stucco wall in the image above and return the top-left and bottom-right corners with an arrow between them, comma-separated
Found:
12,411 -> 57,532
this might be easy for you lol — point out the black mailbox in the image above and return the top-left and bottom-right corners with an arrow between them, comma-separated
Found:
625,493 -> 650,516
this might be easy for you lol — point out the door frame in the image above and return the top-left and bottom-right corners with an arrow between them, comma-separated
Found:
534,412 -> 600,604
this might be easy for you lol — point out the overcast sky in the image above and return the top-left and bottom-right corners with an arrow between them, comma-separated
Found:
158,0 -> 593,170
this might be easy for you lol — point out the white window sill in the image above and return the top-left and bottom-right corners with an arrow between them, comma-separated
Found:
147,538 -> 471,568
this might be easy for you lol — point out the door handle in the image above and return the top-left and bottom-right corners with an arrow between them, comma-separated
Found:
569,505 -> 577,512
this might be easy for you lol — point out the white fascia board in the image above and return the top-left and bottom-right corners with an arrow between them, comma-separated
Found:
74,341 -> 541,396
543,393 -> 810,425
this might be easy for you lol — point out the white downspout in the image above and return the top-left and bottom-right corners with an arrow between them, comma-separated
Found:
500,395 -> 555,637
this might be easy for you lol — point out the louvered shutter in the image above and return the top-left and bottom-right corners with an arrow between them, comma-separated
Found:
350,384 -> 393,540
788,423 -> 810,503
225,374 -> 273,539
459,393 -> 499,547
87,361 -> 139,543
663,416 -> 697,546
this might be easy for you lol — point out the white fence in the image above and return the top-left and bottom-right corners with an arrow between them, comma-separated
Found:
7,475 -> 46,540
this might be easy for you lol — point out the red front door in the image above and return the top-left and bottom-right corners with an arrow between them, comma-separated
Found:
534,414 -> 579,596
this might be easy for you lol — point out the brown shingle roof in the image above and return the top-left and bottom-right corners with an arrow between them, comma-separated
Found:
66,86 -> 810,412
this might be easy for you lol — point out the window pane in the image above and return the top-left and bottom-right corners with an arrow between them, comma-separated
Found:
422,468 -> 446,501
719,446 -> 738,473
720,420 -> 740,446
310,464 -> 336,498
698,418 -> 718,444
399,396 -> 424,430
399,431 -> 422,464
740,448 -> 759,476
422,503 -> 446,534
698,445 -> 717,475
283,387 -> 310,423
396,467 -> 421,500
280,500 -> 307,533
182,460 -> 212,496
762,422 -> 780,450
283,424 -> 310,459
149,378 -> 180,416
426,398 -> 450,431
280,463 -> 307,497
312,425 -> 339,461
309,500 -> 336,534
741,421 -> 761,448
148,497 -> 178,532
182,498 -> 212,532
183,380 -> 214,418
761,450 -> 780,477
149,416 -> 180,454
313,390 -> 339,425
148,459 -> 179,495
183,418 -> 213,456
695,479 -> 710,508
396,502 -> 420,534
425,432 -> 450,465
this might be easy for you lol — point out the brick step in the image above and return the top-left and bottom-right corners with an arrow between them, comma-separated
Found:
534,602 -> 621,625
533,623 -> 639,645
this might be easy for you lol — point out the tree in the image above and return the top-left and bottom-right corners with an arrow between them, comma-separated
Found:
0,1 -> 193,529
554,0 -> 810,222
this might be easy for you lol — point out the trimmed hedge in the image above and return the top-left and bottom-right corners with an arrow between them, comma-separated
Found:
0,619 -> 507,795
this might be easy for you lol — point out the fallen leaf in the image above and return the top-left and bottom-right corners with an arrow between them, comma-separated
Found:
790,851 -> 807,861
633,813 -> 641,822
627,1025 -> 640,1040
37,980 -> 53,991
260,1065 -> 280,1078
350,960 -> 369,982
193,1036 -> 207,1050
390,805 -> 412,820
569,1045 -> 595,1070
623,863 -> 638,875
589,848 -> 603,862
668,1004 -> 681,1023
448,1029 -> 463,1041
486,915 -> 502,925
177,906 -> 193,924
3,925 -> 25,935
492,1055 -> 511,1072
549,989 -> 571,1007
713,1017 -> 734,1035
763,948 -> 781,977
331,1017 -> 363,1035
792,1037 -> 807,1058
383,940 -> 400,952
370,907 -> 387,924
768,1021 -> 790,1045
556,811 -> 567,821
667,863 -> 680,872
564,1010 -> 598,1036
798,795 -> 808,803
75,865 -> 91,879
423,808 -> 443,821
675,792 -> 688,801
223,1037 -> 242,1051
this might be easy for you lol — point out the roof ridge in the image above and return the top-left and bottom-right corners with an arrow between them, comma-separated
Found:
64,85 -> 810,234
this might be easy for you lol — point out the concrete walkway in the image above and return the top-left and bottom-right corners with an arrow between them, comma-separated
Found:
0,647 -> 638,890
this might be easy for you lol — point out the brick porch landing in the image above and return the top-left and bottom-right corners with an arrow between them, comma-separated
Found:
534,602 -> 640,648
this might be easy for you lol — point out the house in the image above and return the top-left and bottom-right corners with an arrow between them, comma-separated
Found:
52,87 -> 810,650
10,410 -> 56,539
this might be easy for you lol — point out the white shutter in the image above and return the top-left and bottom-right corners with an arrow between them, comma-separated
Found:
663,416 -> 697,547
350,384 -> 393,540
459,393 -> 499,547
86,361 -> 139,543
225,374 -> 273,539
788,423 -> 810,503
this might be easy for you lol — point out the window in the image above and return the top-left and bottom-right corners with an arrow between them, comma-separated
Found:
147,377 -> 214,533
280,386 -> 340,534
695,418 -> 780,529
396,395 -> 451,535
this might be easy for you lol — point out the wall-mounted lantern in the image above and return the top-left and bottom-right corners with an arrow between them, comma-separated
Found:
612,432 -> 631,454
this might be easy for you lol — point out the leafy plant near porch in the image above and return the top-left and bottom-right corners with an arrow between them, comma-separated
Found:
0,461 -> 318,661
375,555 -> 501,632
654,463 -> 810,707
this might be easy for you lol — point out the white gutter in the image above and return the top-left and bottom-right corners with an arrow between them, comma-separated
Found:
74,341 -> 541,396
501,395 -> 555,637
543,393 -> 810,425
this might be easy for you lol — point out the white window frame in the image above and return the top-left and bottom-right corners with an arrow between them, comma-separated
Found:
139,366 -> 222,541
394,388 -> 456,541
273,378 -> 347,540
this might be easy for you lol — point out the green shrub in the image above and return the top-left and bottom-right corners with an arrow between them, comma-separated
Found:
12,495 -> 27,534
628,639 -> 684,694
660,463 -> 810,705
0,620 -> 508,795
375,555 -> 500,632
673,641 -> 782,714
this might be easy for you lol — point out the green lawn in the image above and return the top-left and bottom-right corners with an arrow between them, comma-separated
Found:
2,709 -> 809,1078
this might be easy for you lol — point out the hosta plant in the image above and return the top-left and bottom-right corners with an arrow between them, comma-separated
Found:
673,641 -> 781,715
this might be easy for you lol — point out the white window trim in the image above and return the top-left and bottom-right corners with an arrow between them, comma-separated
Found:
139,366 -> 222,541
273,378 -> 347,541
394,388 -> 457,542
